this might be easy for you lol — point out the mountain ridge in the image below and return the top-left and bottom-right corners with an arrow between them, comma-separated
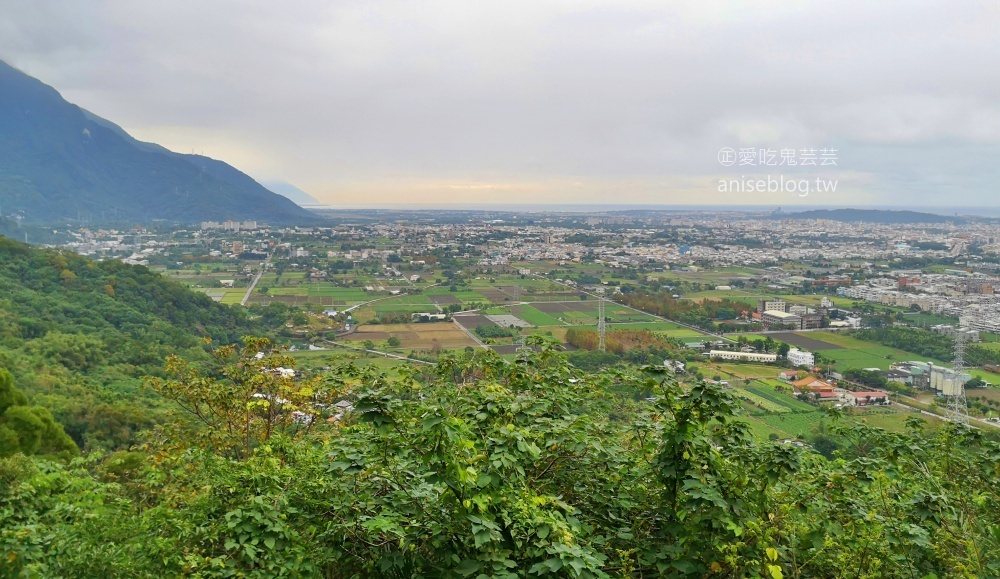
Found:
0,59 -> 319,224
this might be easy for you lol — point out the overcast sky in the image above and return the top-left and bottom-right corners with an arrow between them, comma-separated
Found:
2,0 -> 999,207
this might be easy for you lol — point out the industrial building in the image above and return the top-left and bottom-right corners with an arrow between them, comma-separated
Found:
709,350 -> 778,363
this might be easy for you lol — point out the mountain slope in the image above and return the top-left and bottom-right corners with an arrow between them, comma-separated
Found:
0,60 -> 318,224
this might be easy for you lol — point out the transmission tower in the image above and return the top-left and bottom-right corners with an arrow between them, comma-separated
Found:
597,296 -> 606,352
515,335 -> 531,354
946,331 -> 970,425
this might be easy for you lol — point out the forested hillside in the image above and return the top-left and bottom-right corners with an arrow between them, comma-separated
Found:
3,344 -> 1000,577
0,236 -> 265,450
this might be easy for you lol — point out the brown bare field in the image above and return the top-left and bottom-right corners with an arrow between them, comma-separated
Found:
453,314 -> 497,330
479,289 -> 512,302
344,322 -> 478,349
429,294 -> 460,305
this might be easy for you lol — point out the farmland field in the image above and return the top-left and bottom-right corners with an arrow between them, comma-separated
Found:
340,322 -> 478,350
738,417 -> 788,440
768,332 -> 843,351
710,363 -> 782,379
510,305 -> 564,327
784,331 -> 949,371
732,389 -> 791,414
761,412 -> 828,438
850,410 -> 944,433
604,321 -> 684,331
746,384 -> 817,413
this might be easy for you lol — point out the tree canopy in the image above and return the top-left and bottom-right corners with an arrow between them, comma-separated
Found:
3,343 -> 1000,577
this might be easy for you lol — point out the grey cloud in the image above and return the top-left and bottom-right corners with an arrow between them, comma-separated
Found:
1,0 -> 999,205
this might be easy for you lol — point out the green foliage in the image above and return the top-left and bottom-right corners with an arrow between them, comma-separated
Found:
148,337 -> 338,460
475,324 -> 515,339
0,237 -> 269,452
967,344 -> 1000,368
4,344 -> 1000,576
843,367 -> 890,389
0,370 -> 76,459
0,369 -> 27,413
618,291 -> 753,331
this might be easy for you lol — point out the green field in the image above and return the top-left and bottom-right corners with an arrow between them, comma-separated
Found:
738,417 -> 789,440
605,321 -> 684,331
511,305 -> 565,327
288,348 -> 413,375
711,363 -> 782,379
660,328 -> 706,339
784,331 -> 949,372
969,368 -> 1000,385
761,412 -> 828,438
452,291 -> 491,303
850,410 -> 944,433
219,290 -> 245,304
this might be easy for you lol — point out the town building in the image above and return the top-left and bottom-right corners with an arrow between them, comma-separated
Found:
786,348 -> 815,368
762,310 -> 801,329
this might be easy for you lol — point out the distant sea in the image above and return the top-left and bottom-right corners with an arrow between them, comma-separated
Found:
304,203 -> 1000,217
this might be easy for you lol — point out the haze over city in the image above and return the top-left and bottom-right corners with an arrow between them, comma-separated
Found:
3,0 -> 999,208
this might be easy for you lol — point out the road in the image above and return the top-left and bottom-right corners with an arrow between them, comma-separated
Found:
452,317 -> 489,349
240,259 -> 268,306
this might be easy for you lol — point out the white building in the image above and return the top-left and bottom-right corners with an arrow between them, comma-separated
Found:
709,350 -> 778,363
786,348 -> 815,368
762,310 -> 801,329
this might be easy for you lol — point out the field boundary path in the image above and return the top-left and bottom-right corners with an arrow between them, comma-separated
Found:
321,339 -> 435,365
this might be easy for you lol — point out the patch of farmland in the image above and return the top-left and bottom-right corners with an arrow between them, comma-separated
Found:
344,322 -> 478,350
510,305 -> 564,327
731,389 -> 790,414
761,412 -> 828,438
605,321 -> 682,331
769,332 -> 844,351
746,385 -> 816,413
486,314 -> 532,328
453,314 -> 497,330
428,294 -> 461,305
661,329 -> 705,338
